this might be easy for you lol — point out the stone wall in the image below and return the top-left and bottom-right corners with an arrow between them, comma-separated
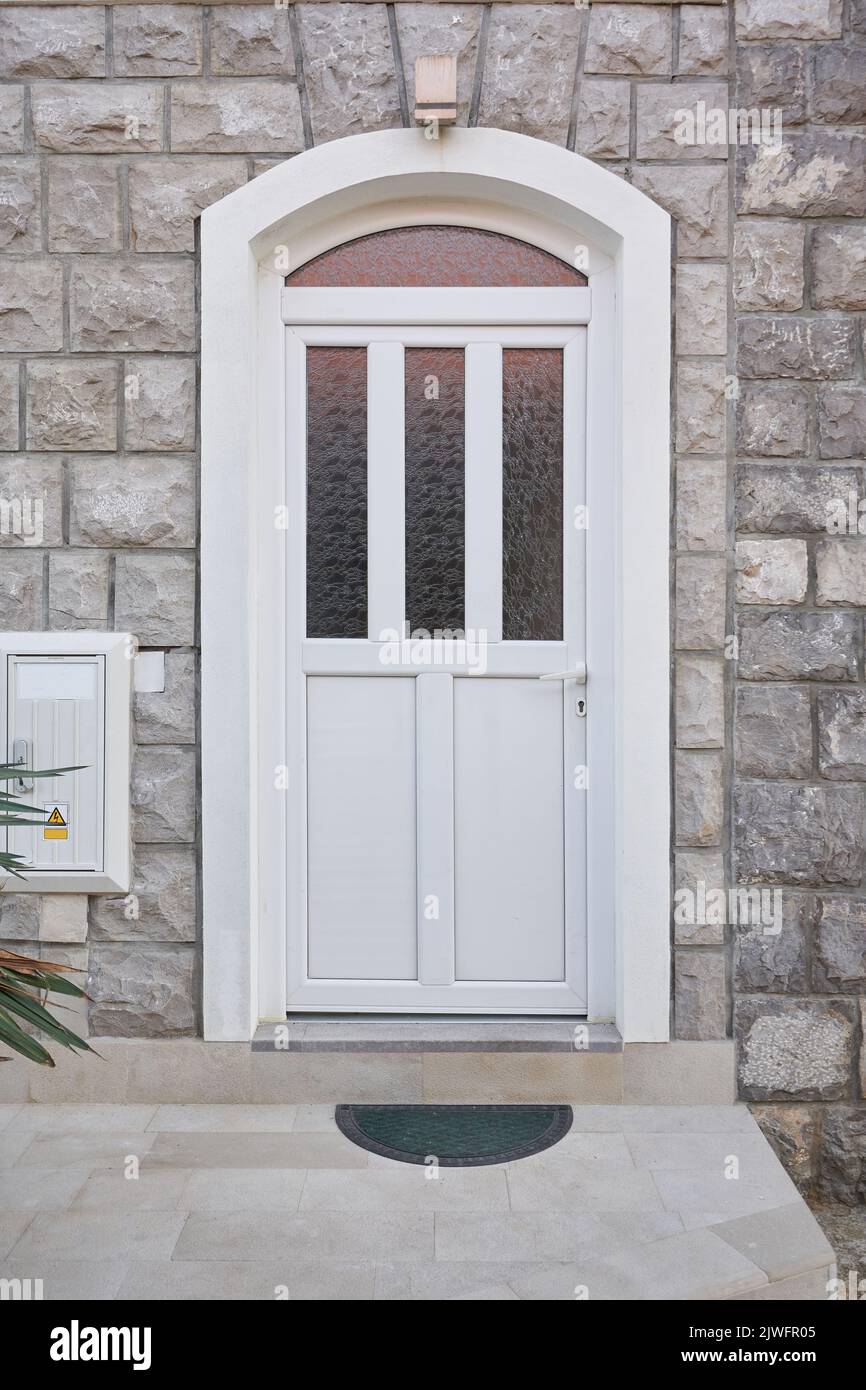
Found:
0,1 -> 863,1198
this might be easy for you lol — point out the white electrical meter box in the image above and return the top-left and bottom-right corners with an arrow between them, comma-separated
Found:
1,633 -> 133,893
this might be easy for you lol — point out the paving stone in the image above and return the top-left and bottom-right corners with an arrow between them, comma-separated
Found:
676,456 -> 726,552
170,81 -> 303,153
131,746 -> 196,844
676,361 -> 726,455
736,997 -> 855,1102
128,157 -> 246,252
0,259 -> 63,352
633,165 -> 728,257
0,157 -> 40,251
0,6 -> 106,78
676,263 -> 727,356
736,610 -> 858,681
816,538 -> 866,605
735,43 -> 807,126
679,5 -> 728,76
48,550 -> 110,631
813,897 -> 866,992
90,845 -> 197,943
816,1106 -> 866,1203
750,1105 -> 819,1191
88,944 -> 196,1038
585,3 -> 671,75
71,1166 -> 189,1212
0,538 -> 49,628
114,552 -> 195,646
298,4 -> 400,144
114,4 -> 202,77
69,456 -> 196,548
134,649 -> 196,744
300,1166 -> 509,1212
9,1130 -> 156,1168
736,465 -> 859,535
575,79 -> 630,160
0,455 -> 63,547
817,387 -> 866,460
0,361 -> 19,449
0,87 -> 24,152
478,4 -> 581,145
175,1209 -> 433,1262
711,1201 -> 834,1282
737,316 -> 856,381
735,684 -> 812,778
46,156 -> 121,252
812,44 -> 866,124
31,83 -> 163,153
636,82 -> 729,161
674,849 -> 726,946
8,1209 -> 185,1261
675,750 -> 724,847
150,1103 -> 297,1132
675,951 -> 727,1040
676,655 -> 724,749
26,359 -> 117,451
735,538 -> 807,605
118,1257 -> 376,1301
397,4 -> 481,127
675,555 -> 727,649
817,688 -> 866,781
733,220 -> 804,311
123,357 -> 196,451
69,261 -> 195,353
736,382 -> 809,457
737,134 -> 866,217
811,226 -> 866,312
734,783 -> 863,886
733,892 -> 810,994
735,0 -> 842,41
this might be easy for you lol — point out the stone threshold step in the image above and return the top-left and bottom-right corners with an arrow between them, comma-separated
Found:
252,1017 -> 622,1053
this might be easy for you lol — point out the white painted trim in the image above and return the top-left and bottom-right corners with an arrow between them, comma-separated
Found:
201,128 -> 671,1044
416,673 -> 455,987
366,342 -> 406,641
281,287 -> 591,325
0,631 -> 132,895
465,342 -> 503,642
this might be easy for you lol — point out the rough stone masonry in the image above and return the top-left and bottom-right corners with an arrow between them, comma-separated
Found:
0,1 -> 864,1200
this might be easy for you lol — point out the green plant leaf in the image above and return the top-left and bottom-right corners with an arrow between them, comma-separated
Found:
0,1004 -> 53,1065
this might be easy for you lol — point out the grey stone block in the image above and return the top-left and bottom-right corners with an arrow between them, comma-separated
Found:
0,551 -> 43,629
0,7 -> 106,78
114,552 -> 195,647
123,358 -> 196,451
735,0 -> 842,41
676,263 -> 727,356
816,1106 -> 866,1203
817,688 -> 866,780
88,944 -> 196,1037
575,80 -> 630,160
397,4 -> 481,127
675,951 -> 727,1041
69,261 -> 195,353
26,359 -> 117,451
737,316 -> 856,381
674,849 -> 726,946
0,88 -> 24,153
633,165 -> 728,257
0,361 -> 18,450
735,539 -> 807,605
676,457 -> 727,552
733,892 -> 810,994
737,133 -> 866,217
0,260 -> 64,353
737,611 -> 858,681
811,225 -> 866,312
676,361 -> 726,455
736,465 -> 859,535
636,82 -> 728,161
813,898 -> 866,992
48,550 -> 110,631
0,455 -> 63,547
679,5 -> 728,75
134,649 -> 196,744
211,5 -> 295,77
0,157 -> 40,251
90,846 -> 197,943
675,750 -> 724,847
128,157 -> 246,253
47,156 -> 121,253
735,685 -> 812,778
734,782 -> 863,886
817,387 -> 866,460
735,44 -> 807,126
477,3 -> 582,145
676,655 -> 725,749
675,555 -> 727,649
736,382 -> 809,457
737,996 -> 854,1103
816,538 -> 866,605
31,83 -> 163,153
132,746 -> 196,844
585,3 -> 671,75
812,44 -> 866,124
170,80 -> 304,154
733,220 -> 804,311
751,1104 -> 819,1192
113,4 -> 203,77
69,456 -> 196,548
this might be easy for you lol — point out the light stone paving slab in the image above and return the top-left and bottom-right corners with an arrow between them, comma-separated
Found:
374,1260 -> 542,1301
625,1132 -> 784,1172
652,1169 -> 802,1220
0,1167 -> 91,1212
710,1202 -> 836,1282
0,1130 -> 36,1168
0,1259 -> 128,1301
505,1161 -> 665,1214
433,1210 -> 684,1264
11,1103 -> 157,1133
299,1166 -> 509,1213
292,1104 -> 338,1132
7,1210 -> 187,1262
567,1105 -> 756,1133
13,1132 -> 156,1170
144,1131 -> 368,1170
149,1103 -> 299,1132
72,1167 -> 191,1212
117,1259 -> 375,1302
173,1210 -> 434,1263
0,1211 -> 34,1259
0,1105 -> 22,1132
178,1168 -> 307,1213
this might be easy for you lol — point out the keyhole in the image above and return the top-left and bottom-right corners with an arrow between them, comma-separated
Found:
576,698 -> 586,717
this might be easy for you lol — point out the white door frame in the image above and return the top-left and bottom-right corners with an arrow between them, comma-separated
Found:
200,128 -> 671,1043
284,297 -> 594,1013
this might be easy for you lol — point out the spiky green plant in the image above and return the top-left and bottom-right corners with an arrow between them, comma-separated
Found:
0,761 -> 94,1065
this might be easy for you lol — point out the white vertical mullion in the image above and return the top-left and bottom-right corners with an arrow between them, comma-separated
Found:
563,330 -> 588,1006
416,672 -> 455,986
284,330 -> 306,1000
465,342 -> 502,643
367,342 -> 405,641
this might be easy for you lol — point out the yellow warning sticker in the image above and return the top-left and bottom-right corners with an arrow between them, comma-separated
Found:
44,804 -> 68,841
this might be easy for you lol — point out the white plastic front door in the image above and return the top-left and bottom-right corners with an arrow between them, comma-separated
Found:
285,288 -> 588,1012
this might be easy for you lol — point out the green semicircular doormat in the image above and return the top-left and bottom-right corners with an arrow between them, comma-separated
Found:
335,1103 -> 573,1167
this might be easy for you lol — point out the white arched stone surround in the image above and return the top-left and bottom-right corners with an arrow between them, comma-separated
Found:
200,128 -> 671,1044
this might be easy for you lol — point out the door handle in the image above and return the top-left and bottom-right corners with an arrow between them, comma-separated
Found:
539,663 -> 586,685
12,737 -> 33,793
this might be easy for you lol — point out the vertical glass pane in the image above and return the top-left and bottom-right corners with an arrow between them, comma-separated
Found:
306,346 -> 367,639
502,349 -> 563,641
405,347 -> 465,635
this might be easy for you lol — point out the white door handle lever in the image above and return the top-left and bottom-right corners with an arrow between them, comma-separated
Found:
539,663 -> 586,684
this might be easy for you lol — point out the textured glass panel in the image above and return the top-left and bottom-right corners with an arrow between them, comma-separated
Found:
287,226 -> 586,288
405,348 -> 465,635
306,347 -> 367,639
502,350 -> 563,641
